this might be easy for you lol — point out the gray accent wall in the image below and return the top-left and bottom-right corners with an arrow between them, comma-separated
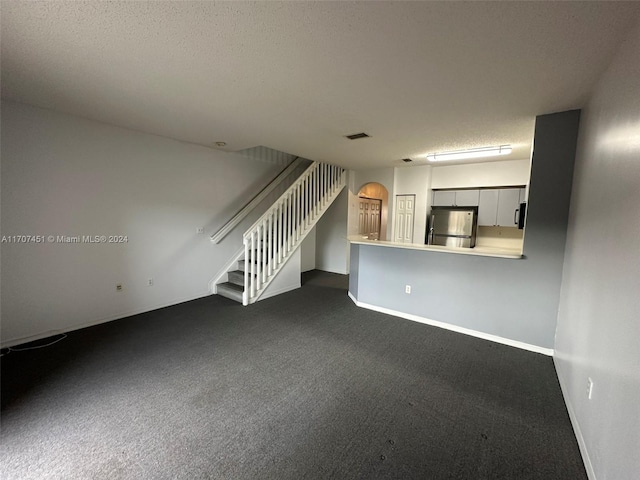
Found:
348,244 -> 360,299
554,20 -> 640,479
350,110 -> 580,349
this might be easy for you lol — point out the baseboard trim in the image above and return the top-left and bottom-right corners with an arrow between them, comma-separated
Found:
348,292 -> 553,356
554,359 -> 596,480
1,292 -> 212,349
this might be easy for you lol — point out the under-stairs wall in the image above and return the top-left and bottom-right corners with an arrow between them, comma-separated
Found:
260,248 -> 301,300
315,189 -> 350,274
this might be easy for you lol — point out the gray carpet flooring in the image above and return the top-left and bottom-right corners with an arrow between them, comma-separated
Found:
1,270 -> 586,479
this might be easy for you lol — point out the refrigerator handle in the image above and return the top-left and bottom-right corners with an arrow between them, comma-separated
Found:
514,208 -> 519,225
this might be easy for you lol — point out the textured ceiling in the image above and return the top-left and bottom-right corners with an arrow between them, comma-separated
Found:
2,1 -> 639,169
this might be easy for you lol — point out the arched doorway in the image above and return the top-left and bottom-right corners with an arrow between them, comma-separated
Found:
357,182 -> 389,240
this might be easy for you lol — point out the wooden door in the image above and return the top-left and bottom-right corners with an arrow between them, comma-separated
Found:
358,197 -> 382,239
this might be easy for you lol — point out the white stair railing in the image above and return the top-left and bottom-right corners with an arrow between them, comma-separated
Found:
242,162 -> 346,305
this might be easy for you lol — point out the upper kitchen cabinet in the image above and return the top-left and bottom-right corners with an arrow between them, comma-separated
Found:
478,190 -> 499,226
432,190 -> 456,206
432,189 -> 479,207
478,188 -> 526,227
495,188 -> 521,226
455,189 -> 481,206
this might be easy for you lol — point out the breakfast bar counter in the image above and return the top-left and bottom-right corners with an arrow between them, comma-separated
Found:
347,236 -> 523,259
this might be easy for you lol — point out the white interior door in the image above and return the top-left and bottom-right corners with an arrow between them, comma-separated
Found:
394,194 -> 416,243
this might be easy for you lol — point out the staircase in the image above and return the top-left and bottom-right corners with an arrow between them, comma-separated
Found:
214,161 -> 346,305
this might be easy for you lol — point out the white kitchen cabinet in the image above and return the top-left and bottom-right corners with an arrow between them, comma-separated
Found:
454,189 -> 480,206
478,188 -> 525,227
496,188 -> 522,226
436,187 -> 526,226
432,190 -> 456,206
432,189 -> 479,207
478,190 -> 499,226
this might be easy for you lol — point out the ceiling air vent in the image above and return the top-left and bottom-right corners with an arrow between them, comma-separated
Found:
345,132 -> 370,140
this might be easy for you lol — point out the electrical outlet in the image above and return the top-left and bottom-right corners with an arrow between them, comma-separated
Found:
587,378 -> 594,399
196,227 -> 205,234
147,278 -> 154,286
116,284 -> 123,292
405,285 -> 411,294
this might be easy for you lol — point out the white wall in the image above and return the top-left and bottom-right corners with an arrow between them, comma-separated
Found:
315,188 -> 349,274
430,158 -> 530,189
393,165 -> 432,244
347,171 -> 360,237
1,101 -> 285,346
554,21 -> 640,480
300,226 -> 316,272
354,167 -> 395,195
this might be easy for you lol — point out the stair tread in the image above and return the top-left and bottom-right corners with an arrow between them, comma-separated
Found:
217,282 -> 243,292
230,268 -> 258,274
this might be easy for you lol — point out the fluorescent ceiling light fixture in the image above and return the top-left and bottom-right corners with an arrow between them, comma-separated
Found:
426,145 -> 512,162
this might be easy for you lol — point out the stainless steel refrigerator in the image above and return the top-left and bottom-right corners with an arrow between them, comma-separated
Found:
427,206 -> 478,248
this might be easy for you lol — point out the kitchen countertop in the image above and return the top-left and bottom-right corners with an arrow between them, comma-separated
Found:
347,236 -> 523,259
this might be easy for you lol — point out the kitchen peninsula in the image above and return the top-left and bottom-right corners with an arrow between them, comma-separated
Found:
348,110 -> 580,354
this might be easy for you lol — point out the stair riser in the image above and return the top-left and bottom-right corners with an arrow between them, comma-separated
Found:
217,283 -> 244,303
217,288 -> 243,303
227,271 -> 244,286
